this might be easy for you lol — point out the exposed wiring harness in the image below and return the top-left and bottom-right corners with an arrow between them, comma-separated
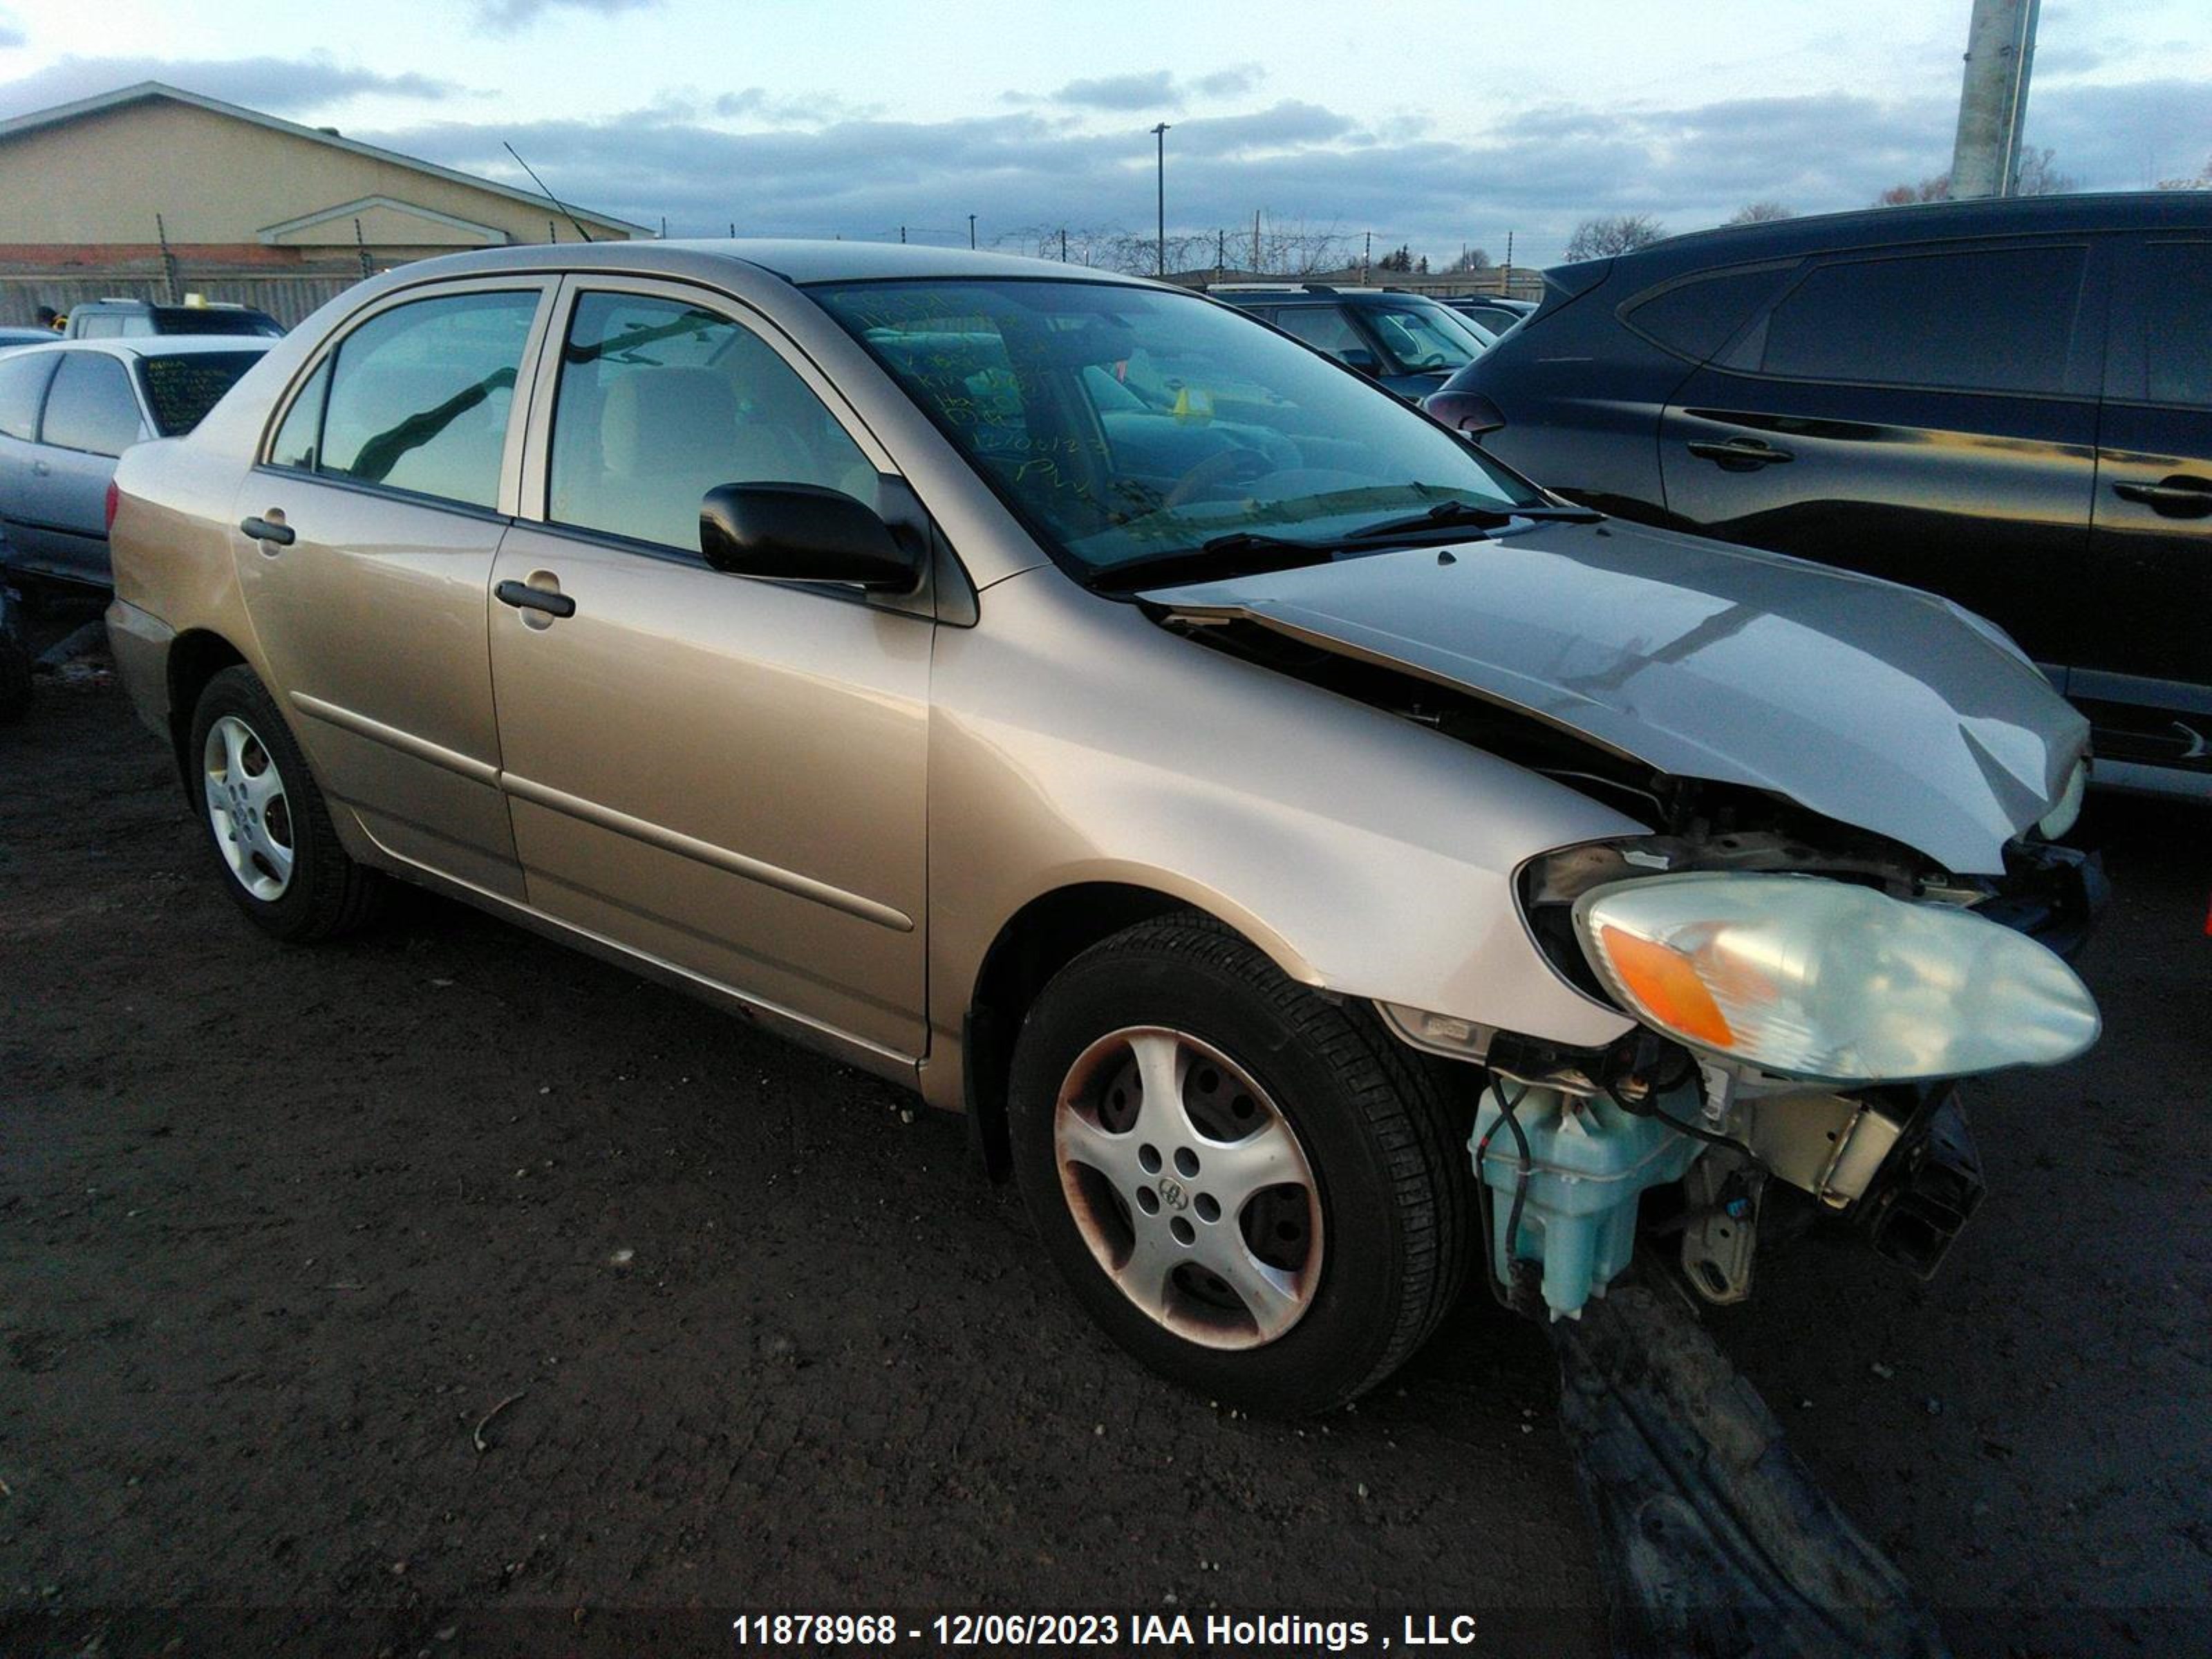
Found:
1472,1075 -> 1535,1312
1600,1042 -> 1758,1159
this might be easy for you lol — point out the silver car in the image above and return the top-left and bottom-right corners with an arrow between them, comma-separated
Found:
0,337 -> 270,590
106,243 -> 2100,1412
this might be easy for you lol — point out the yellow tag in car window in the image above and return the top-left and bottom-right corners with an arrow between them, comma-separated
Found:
1170,385 -> 1214,423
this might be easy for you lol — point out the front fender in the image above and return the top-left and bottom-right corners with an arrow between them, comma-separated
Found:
926,569 -> 1644,1078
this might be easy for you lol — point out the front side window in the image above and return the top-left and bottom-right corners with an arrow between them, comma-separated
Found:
811,278 -> 1543,579
40,353 -> 142,456
137,350 -> 265,437
1756,246 -> 2086,394
0,352 -> 57,440
546,291 -> 874,554
317,290 -> 538,509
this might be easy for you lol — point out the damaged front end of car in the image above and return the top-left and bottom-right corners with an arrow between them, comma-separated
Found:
1439,822 -> 2103,1321
1143,519 -> 2108,1322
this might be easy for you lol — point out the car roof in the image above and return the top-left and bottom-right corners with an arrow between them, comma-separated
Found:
1216,288 -> 1456,306
376,238 -> 1169,290
6,336 -> 274,362
1582,190 -> 2212,280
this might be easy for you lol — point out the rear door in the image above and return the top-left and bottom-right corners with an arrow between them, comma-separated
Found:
0,350 -> 60,567
19,350 -> 147,583
1659,240 -> 2103,676
2081,236 -> 2212,772
235,278 -> 554,898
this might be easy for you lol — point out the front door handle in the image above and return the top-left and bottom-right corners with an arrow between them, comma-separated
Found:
240,514 -> 294,545
1687,437 -> 1795,470
30,459 -> 50,477
2112,475 -> 2212,518
495,578 -> 577,619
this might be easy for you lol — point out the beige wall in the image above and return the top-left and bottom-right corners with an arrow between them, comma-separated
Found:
0,97 -> 637,246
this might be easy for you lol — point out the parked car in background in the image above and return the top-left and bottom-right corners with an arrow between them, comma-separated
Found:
1211,283 -> 1494,398
106,241 -> 2099,1413
1441,293 -> 1536,336
1427,193 -> 2212,795
64,297 -> 285,340
0,338 -> 270,590
0,326 -> 58,353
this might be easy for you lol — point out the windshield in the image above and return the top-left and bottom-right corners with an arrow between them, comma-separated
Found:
809,278 -> 1542,579
1365,301 -> 1490,373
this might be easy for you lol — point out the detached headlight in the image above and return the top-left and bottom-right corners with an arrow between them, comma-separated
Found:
1573,872 -> 2099,1083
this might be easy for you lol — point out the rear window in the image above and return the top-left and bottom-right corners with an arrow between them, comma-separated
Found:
1624,266 -> 1794,361
137,351 -> 264,435
1754,245 -> 2086,394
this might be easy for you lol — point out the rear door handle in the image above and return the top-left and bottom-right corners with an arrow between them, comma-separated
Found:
239,514 -> 294,545
2112,475 -> 2212,518
1687,437 -> 1794,470
495,579 -> 576,619
30,459 -> 51,476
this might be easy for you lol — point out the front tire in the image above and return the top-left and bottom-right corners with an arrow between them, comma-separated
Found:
1009,912 -> 1470,1414
188,665 -> 384,941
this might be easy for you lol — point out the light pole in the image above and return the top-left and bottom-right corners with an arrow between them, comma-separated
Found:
968,213 -> 977,250
1150,122 -> 1171,276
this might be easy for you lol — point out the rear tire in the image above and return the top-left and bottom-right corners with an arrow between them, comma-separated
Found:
1008,911 -> 1470,1414
187,665 -> 385,941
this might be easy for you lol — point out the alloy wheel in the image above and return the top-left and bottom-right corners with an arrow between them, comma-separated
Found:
1052,1025 -> 1324,1349
202,713 -> 294,901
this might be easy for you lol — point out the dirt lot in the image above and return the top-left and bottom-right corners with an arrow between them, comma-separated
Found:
3,657 -> 2207,1658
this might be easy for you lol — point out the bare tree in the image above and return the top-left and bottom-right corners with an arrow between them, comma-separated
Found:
1876,147 -> 2071,206
1875,174 -> 1951,206
1725,201 -> 1794,225
1445,246 -> 1492,271
2012,145 -> 2074,196
1252,217 -> 1358,276
2157,154 -> 2212,190
1563,214 -> 1667,261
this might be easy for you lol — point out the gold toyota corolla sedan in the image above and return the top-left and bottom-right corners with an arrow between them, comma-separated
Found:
107,242 -> 2102,1412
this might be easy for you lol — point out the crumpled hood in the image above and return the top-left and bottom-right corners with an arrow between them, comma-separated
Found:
1143,517 -> 2088,874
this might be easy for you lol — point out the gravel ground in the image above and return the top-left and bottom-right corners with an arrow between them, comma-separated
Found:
2,653 -> 2206,1658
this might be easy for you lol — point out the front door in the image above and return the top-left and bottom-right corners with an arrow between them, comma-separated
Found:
233,279 -> 553,897
488,283 -> 932,1060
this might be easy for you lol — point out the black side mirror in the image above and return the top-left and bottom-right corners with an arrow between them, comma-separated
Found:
699,482 -> 923,592
1423,388 -> 1506,438
1339,346 -> 1382,378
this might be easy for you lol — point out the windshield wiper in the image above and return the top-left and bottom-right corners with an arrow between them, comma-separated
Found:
1089,532 -> 1333,592
1343,498 -> 1603,543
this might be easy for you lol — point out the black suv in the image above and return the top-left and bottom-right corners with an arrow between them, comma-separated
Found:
1211,285 -> 1493,399
1429,194 -> 2212,791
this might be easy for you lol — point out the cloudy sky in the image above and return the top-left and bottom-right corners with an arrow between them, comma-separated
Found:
1,0 -> 2207,266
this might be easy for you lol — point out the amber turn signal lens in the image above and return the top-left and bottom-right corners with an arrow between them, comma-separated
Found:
1596,924 -> 1736,1049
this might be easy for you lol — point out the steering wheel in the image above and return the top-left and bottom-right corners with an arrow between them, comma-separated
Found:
1161,446 -> 1273,510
